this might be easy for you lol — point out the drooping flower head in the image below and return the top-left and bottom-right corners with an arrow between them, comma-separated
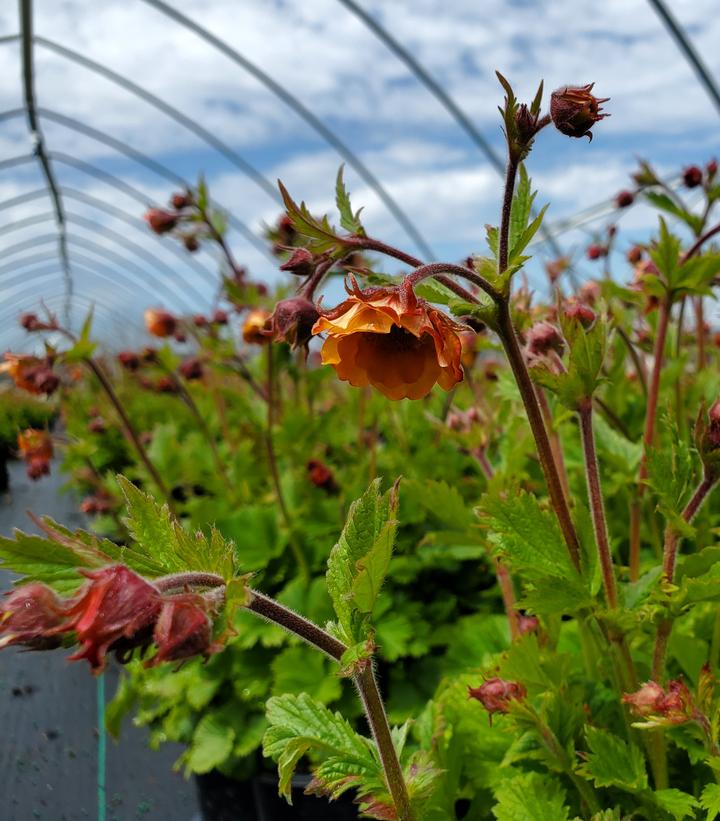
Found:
468,677 -> 526,723
149,593 -> 220,665
242,309 -> 272,345
61,565 -> 161,673
550,83 -> 609,141
17,429 -> 54,480
0,584 -> 67,650
144,308 -> 177,338
1,353 -> 59,395
312,280 -> 465,400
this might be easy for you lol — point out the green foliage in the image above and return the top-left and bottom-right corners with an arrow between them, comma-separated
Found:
326,479 -> 399,647
0,388 -> 56,450
335,165 -> 365,236
579,726 -> 648,792
700,783 -> 720,820
492,772 -> 570,821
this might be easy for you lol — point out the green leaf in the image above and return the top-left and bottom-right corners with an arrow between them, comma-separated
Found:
263,693 -> 380,803
326,479 -> 399,644
510,204 -> 548,263
492,772 -> 569,821
118,476 -> 236,579
650,218 -> 682,293
271,646 -> 342,704
700,782 -> 720,820
335,165 -> 365,236
184,713 -> 235,774
579,726 -> 648,792
652,788 -> 700,820
278,180 -> 343,255
509,165 -> 535,254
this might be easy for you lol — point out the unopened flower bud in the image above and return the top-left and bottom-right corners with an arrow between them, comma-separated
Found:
545,256 -> 570,285
683,165 -> 703,189
526,322 -> 565,357
615,190 -> 634,208
707,159 -> 718,181
586,243 -> 607,260
468,677 -> 526,722
211,309 -> 228,325
118,351 -> 140,371
578,280 -> 601,306
183,234 -> 200,253
155,376 -> 176,393
171,192 -> 192,210
265,297 -> 320,350
144,308 -> 177,338
192,314 -> 208,327
179,357 -> 204,381
307,460 -> 338,494
280,247 -> 315,277
174,330 -> 187,343
88,417 -> 107,434
564,301 -> 596,329
150,593 -> 221,665
20,312 -> 41,331
627,245 -> 644,265
517,614 -> 539,635
27,457 -> 51,480
550,83 -> 609,141
622,681 -> 665,716
144,208 -> 177,235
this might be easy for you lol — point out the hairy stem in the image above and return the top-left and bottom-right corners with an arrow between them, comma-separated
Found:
578,401 -> 618,609
630,297 -> 672,581
536,386 -> 572,506
498,157 -> 518,274
652,473 -> 718,679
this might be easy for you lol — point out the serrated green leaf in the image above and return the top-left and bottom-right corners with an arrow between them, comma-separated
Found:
352,519 -> 396,613
652,788 -> 700,820
278,180 -> 343,255
271,646 -> 342,704
644,191 -> 705,236
700,782 -> 720,820
326,480 -> 399,644
509,165 -> 535,254
184,713 -> 235,774
335,165 -> 365,236
492,772 -> 569,821
650,218 -> 682,292
580,726 -> 648,792
263,693 -> 380,803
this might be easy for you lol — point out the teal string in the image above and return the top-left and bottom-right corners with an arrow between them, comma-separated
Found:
97,674 -> 107,821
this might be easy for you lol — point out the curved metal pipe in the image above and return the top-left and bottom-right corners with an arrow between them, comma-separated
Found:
140,0 -> 435,260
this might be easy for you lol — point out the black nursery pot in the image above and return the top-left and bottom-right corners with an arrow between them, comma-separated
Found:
0,446 -> 9,493
196,770 -> 358,821
253,773 -> 358,821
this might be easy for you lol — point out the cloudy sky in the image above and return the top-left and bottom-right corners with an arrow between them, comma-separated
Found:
1,0 -> 719,349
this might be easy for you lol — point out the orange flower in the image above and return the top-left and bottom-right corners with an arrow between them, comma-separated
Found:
144,308 -> 177,338
312,282 -> 465,400
17,429 -> 53,461
242,309 -> 271,344
1,353 -> 59,395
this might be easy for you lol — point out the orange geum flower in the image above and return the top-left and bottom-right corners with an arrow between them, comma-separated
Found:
312,281 -> 465,400
242,309 -> 271,345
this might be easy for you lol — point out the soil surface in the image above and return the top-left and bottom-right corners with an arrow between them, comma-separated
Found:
0,459 -> 200,820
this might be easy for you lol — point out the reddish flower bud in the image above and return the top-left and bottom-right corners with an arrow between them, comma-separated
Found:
627,245 -> 644,265
468,677 -> 526,721
20,312 -> 40,331
80,492 -> 114,516
117,351 -> 140,371
174,330 -> 187,343
211,309 -> 228,325
622,681 -> 665,716
265,297 -> 320,349
526,322 -> 565,357
586,243 -> 607,260
171,192 -> 192,210
545,256 -> 570,284
26,457 -> 51,480
155,375 -> 177,393
183,234 -> 200,253
279,247 -> 315,277
517,614 -> 539,635
707,159 -> 718,180
276,214 -> 296,245
179,357 -> 204,381
242,309 -> 272,345
87,417 -> 107,434
615,190 -> 634,208
144,308 -> 177,338
144,208 -> 178,234
62,566 -> 161,673
17,428 -> 53,462
550,83 -> 609,141
0,584 -> 67,650
564,301 -> 596,329
683,165 -> 703,189
149,593 -> 220,665
192,314 -> 208,327
307,460 -> 338,494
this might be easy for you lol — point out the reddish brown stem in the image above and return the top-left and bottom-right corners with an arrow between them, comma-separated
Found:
578,401 -> 618,609
536,386 -> 571,506
630,297 -> 672,580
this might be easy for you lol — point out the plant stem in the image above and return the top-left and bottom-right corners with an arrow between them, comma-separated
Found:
355,665 -> 414,821
153,571 -> 225,592
403,261 -> 500,303
694,296 -> 706,371
652,472 -> 717,679
495,558 -> 520,641
496,302 -> 582,571
630,297 -> 672,581
84,358 -> 175,513
265,344 -> 310,583
616,326 -> 648,397
244,590 -> 414,818
536,386 -> 572,505
498,158 -> 518,274
578,401 -> 618,609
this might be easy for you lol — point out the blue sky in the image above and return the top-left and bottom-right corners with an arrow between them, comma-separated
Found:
1,0 -> 719,350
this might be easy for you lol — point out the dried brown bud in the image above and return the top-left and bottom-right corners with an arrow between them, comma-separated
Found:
550,83 -> 609,141
265,297 -> 320,350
